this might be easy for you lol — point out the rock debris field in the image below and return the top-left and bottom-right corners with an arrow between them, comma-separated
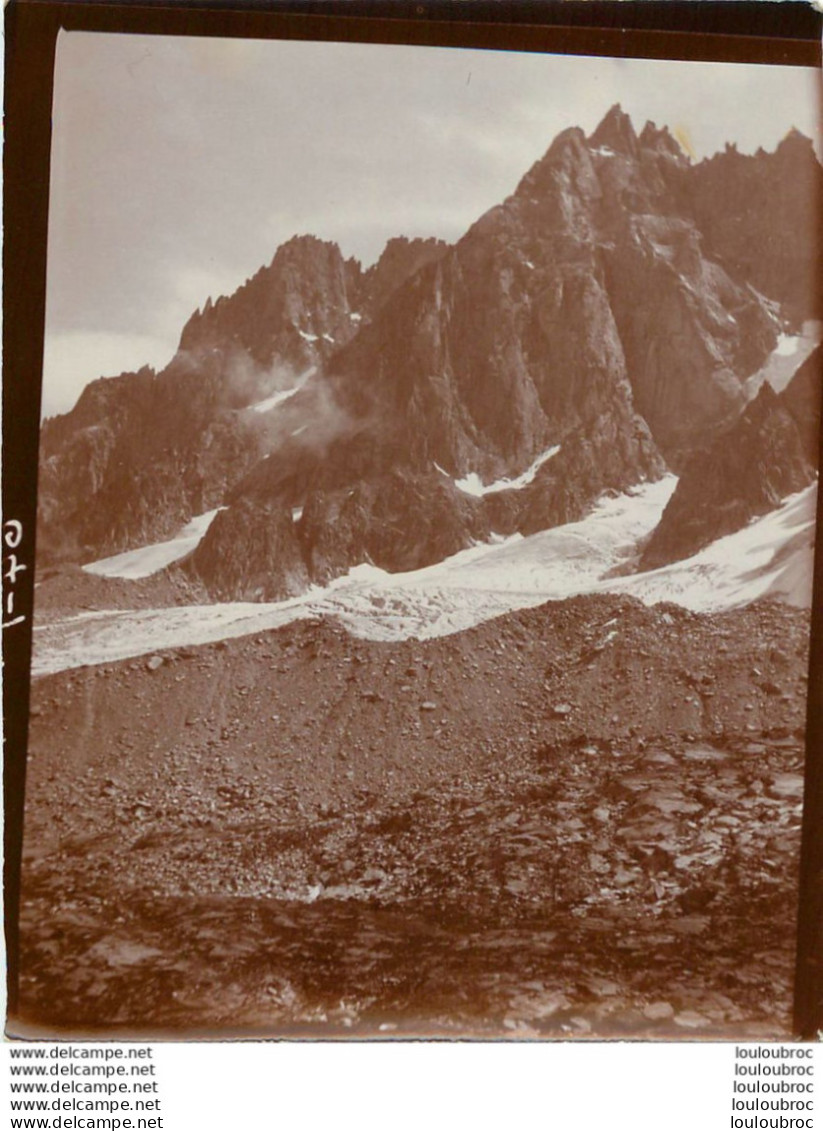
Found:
17,593 -> 809,1038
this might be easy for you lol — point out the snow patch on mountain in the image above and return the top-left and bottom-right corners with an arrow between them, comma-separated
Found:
249,366 -> 316,414
744,320 -> 821,399
452,445 -> 561,497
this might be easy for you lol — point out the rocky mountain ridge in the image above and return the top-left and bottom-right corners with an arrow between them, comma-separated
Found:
37,234 -> 448,565
37,106 -> 822,602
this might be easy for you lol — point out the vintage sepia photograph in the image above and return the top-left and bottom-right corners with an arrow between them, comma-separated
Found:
11,28 -> 822,1037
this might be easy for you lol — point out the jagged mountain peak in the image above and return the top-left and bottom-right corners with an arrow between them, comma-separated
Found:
513,107 -> 686,207
175,231 -> 363,371
270,232 -> 351,268
688,123 -> 822,325
64,366 -> 157,428
511,125 -> 588,193
589,103 -> 638,155
697,126 -> 821,175
37,102 -> 820,598
371,235 -> 450,275
638,119 -> 687,160
375,234 -> 445,257
180,234 -> 356,340
360,236 -> 450,317
544,124 -> 588,158
775,126 -> 819,161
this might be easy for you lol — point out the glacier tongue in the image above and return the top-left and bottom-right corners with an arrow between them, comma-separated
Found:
35,476 -> 815,676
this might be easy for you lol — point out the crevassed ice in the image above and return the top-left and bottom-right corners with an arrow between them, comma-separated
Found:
39,477 -> 815,675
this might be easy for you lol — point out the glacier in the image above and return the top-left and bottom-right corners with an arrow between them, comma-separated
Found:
35,476 -> 815,676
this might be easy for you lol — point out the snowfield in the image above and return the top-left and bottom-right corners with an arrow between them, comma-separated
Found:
81,509 -> 223,580
34,476 -> 816,676
603,484 -> 815,610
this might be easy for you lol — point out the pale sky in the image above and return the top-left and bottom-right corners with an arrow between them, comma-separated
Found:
43,31 -> 821,416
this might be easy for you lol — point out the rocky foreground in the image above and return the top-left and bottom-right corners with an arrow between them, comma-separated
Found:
17,594 -> 809,1037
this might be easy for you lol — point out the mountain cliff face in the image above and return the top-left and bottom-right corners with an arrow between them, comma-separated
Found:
179,235 -> 360,368
184,499 -> 309,602
688,130 -> 822,327
37,106 -> 822,599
